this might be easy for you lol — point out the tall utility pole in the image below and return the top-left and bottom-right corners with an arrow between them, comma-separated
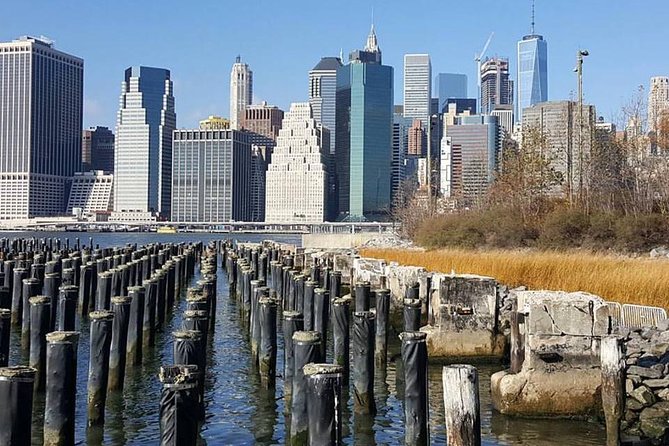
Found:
575,50 -> 589,205
426,114 -> 438,210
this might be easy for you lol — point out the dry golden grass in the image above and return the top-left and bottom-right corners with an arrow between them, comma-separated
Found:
361,248 -> 669,310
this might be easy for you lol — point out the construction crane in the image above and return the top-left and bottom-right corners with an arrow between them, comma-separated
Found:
475,32 -> 494,114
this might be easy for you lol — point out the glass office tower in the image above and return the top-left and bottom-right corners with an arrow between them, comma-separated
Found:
517,34 -> 548,122
335,26 -> 393,221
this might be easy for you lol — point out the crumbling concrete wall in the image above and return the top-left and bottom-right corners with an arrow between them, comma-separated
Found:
491,291 -> 610,417
422,273 -> 505,358
621,323 -> 669,444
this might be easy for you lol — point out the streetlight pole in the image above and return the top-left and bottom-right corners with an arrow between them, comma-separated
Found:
575,49 -> 588,206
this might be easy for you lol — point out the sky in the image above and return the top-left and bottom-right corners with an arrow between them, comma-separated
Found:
3,0 -> 668,130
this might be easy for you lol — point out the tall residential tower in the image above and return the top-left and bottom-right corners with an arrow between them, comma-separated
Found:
113,66 -> 176,218
0,36 -> 83,219
480,58 -> 513,115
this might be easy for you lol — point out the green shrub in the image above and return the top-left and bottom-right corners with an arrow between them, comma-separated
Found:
614,214 -> 669,251
479,207 -> 539,248
585,212 -> 617,250
538,208 -> 590,249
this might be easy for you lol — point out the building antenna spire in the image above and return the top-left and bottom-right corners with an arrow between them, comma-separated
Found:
531,0 -> 535,34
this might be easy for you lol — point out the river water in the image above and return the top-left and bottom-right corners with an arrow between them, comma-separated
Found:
2,231 -> 606,445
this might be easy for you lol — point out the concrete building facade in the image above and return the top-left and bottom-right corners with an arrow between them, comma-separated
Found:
403,54 -> 431,127
444,115 -> 500,204
309,57 -> 342,155
522,100 -> 596,196
0,36 -> 83,219
114,66 -> 175,218
265,102 -> 329,223
229,57 -> 253,130
407,119 -> 425,156
648,76 -> 669,134
171,129 -> 251,222
66,170 -> 113,215
241,101 -> 283,140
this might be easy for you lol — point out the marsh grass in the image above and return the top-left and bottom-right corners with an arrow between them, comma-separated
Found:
361,248 -> 669,310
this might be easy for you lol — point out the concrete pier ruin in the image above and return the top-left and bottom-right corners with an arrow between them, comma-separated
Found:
491,291 -> 611,417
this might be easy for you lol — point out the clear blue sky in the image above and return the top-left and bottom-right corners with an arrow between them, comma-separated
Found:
3,0 -> 667,129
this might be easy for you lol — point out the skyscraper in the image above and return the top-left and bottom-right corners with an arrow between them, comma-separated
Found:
407,119 -> 425,156
522,101 -> 596,196
403,54 -> 431,127
309,57 -> 342,154
241,102 -> 284,140
230,57 -> 253,130
114,66 -> 176,218
435,73 -> 468,113
517,34 -> 548,122
265,103 -> 330,223
0,36 -> 83,219
335,25 -> 394,221
648,76 -> 669,133
443,115 -> 500,204
172,129 -> 251,222
392,114 -> 412,203
82,126 -> 115,173
480,58 -> 513,115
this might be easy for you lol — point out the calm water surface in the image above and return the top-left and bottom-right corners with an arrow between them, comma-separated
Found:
3,231 -> 606,445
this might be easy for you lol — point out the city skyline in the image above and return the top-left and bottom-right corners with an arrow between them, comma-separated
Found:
2,0 -> 667,129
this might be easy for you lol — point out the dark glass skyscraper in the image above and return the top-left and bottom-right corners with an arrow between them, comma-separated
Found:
0,36 -> 83,219
335,26 -> 393,221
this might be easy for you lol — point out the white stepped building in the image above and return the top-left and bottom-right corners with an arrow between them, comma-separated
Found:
265,103 -> 329,223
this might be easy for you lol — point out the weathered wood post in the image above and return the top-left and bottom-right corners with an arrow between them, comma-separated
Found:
332,297 -> 350,383
601,336 -> 625,446
0,366 -> 36,446
509,300 -> 525,374
374,289 -> 390,367
87,311 -> 114,427
352,311 -> 376,415
401,331 -> 429,445
283,311 -> 303,403
313,288 -> 330,361
403,298 -> 422,332
0,309 -> 10,366
159,365 -> 199,446
57,285 -> 78,331
29,296 -> 51,391
304,363 -> 344,446
442,365 -> 481,446
108,296 -> 131,391
44,331 -> 80,446
127,286 -> 145,366
290,331 -> 322,446
258,296 -> 278,388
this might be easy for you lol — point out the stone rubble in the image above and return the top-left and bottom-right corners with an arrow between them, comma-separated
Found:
620,326 -> 669,444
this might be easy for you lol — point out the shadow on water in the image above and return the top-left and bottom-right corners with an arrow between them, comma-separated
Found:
3,231 -> 607,445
